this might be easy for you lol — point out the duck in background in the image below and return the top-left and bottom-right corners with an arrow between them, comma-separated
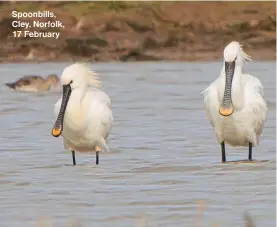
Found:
5,74 -> 59,92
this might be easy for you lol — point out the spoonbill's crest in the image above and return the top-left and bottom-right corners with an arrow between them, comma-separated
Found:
223,41 -> 251,64
60,63 -> 101,89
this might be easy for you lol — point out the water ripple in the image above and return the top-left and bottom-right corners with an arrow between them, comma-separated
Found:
0,62 -> 275,227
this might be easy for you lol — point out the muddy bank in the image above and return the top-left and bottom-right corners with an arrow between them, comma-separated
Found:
0,1 -> 276,62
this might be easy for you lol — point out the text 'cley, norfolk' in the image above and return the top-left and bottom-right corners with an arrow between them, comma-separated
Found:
33,21 -> 64,28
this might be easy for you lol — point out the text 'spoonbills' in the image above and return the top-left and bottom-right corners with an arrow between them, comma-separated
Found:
11,10 -> 63,39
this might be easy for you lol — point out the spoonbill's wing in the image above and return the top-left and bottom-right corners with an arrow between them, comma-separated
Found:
202,81 -> 220,129
243,74 -> 265,98
243,74 -> 268,136
87,88 -> 113,139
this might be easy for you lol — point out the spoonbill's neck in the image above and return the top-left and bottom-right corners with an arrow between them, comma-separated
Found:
64,86 -> 88,127
221,62 -> 243,79
230,63 -> 245,110
234,64 -> 243,76
72,86 -> 87,104
219,61 -> 245,111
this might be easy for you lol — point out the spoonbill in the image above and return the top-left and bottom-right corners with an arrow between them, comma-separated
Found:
51,63 -> 113,166
5,74 -> 59,92
202,41 -> 267,162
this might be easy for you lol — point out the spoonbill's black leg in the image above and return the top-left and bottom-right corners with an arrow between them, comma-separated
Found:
248,142 -> 252,161
72,150 -> 76,166
221,142 -> 226,163
96,151 -> 99,165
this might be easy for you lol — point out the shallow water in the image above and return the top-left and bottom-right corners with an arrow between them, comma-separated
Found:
0,62 -> 275,227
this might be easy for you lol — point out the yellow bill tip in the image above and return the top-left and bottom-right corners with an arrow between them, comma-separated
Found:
219,106 -> 234,116
51,127 -> 62,137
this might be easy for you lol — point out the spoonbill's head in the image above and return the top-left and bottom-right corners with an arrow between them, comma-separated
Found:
223,41 -> 251,65
219,41 -> 251,117
51,63 -> 101,137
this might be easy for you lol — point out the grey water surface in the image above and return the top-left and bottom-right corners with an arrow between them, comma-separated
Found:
0,62 -> 275,227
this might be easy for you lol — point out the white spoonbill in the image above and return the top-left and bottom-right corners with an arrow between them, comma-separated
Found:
202,41 -> 267,162
51,63 -> 113,166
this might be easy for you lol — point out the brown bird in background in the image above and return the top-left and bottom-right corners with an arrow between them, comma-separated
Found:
5,74 -> 59,92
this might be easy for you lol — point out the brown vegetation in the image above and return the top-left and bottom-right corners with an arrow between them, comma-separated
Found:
0,1 -> 275,62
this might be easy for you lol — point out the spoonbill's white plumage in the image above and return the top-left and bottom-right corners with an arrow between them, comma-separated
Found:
202,41 -> 267,162
51,63 -> 113,165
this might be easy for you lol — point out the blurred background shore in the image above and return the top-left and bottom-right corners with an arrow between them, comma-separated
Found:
0,1 -> 276,62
